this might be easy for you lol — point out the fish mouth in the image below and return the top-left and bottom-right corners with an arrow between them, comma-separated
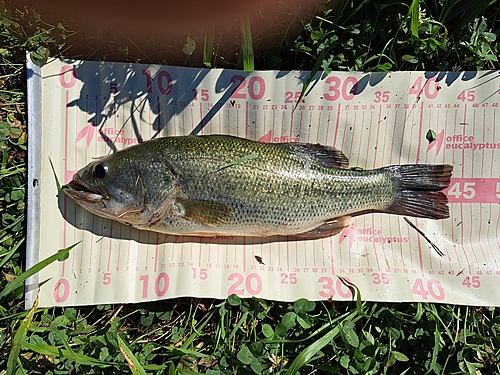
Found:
63,174 -> 147,225
62,176 -> 108,203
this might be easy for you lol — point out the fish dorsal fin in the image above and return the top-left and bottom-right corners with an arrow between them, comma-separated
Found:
285,143 -> 349,169
174,199 -> 234,226
293,216 -> 352,238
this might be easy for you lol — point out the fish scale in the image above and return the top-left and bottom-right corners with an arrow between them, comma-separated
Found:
63,135 -> 452,238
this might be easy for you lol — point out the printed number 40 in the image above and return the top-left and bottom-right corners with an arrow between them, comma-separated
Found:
411,278 -> 445,300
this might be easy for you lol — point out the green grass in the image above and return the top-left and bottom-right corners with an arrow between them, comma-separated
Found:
3,298 -> 500,374
1,0 -> 500,374
291,0 -> 499,72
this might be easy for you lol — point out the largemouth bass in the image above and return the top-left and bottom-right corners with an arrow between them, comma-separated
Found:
63,135 -> 452,238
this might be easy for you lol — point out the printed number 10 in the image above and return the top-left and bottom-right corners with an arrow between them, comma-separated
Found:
139,273 -> 170,299
142,69 -> 172,95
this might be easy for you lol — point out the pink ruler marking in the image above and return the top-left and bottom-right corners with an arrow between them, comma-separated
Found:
332,103 -> 341,146
488,107 -> 499,270
323,110 -> 330,144
156,96 -> 161,131
243,237 -> 247,272
245,101 -> 249,139
410,101 -> 424,276
368,108 -> 381,272
107,222 -> 114,272
459,103 -> 471,274
62,90 -> 70,277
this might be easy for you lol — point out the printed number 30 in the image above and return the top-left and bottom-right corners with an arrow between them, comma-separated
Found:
318,276 -> 352,298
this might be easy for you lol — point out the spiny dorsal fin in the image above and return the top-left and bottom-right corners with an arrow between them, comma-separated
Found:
173,199 -> 234,226
284,143 -> 349,169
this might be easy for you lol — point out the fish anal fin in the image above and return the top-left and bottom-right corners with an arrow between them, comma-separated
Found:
293,216 -> 352,238
174,199 -> 234,226
381,191 -> 450,219
285,143 -> 349,169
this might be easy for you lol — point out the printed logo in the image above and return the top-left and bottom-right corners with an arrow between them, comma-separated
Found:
74,125 -> 140,148
356,227 -> 410,245
340,224 -> 410,248
426,129 -> 445,154
339,222 -> 356,247
426,131 -> 500,154
257,130 -> 300,143
75,124 -> 96,147
258,130 -> 272,143
444,134 -> 500,151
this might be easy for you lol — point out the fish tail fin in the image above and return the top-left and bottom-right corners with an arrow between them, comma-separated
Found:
381,164 -> 453,219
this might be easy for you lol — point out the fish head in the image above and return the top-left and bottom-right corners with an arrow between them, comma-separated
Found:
63,150 -> 178,226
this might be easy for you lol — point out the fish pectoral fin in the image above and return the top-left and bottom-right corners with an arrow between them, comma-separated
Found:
174,199 -> 234,227
294,216 -> 352,238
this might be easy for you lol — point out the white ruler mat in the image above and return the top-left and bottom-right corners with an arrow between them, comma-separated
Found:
26,58 -> 500,307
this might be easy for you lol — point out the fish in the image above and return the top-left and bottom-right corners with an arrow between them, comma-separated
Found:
62,135 -> 453,238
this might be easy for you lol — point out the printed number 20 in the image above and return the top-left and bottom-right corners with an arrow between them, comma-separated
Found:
230,75 -> 265,100
227,273 -> 262,296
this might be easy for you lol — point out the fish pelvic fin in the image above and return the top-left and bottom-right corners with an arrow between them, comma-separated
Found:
381,164 -> 453,219
174,199 -> 234,226
293,216 -> 352,238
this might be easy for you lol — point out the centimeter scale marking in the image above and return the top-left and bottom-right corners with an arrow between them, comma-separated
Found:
39,61 -> 500,306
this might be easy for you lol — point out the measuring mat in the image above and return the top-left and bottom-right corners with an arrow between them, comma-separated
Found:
26,57 -> 500,307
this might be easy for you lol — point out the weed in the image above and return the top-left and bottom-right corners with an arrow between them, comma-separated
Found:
293,0 -> 499,72
1,1 -> 500,374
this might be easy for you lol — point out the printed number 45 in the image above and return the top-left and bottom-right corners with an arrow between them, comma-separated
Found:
448,181 -> 475,199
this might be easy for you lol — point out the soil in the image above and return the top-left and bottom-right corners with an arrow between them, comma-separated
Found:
10,0 -> 334,67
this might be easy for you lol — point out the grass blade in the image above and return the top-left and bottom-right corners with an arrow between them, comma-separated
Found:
294,48 -> 329,111
203,27 -> 215,68
182,308 -> 216,349
285,311 -> 358,375
0,242 -> 79,300
48,157 -> 61,191
178,369 -> 203,375
337,276 -> 364,315
160,346 -> 209,358
117,333 -> 148,375
408,0 -> 420,37
22,342 -> 116,367
7,298 -> 38,375
240,15 -> 254,71
216,153 -> 258,172
0,237 -> 24,269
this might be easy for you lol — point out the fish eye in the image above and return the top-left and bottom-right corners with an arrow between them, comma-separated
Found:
93,163 -> 108,178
